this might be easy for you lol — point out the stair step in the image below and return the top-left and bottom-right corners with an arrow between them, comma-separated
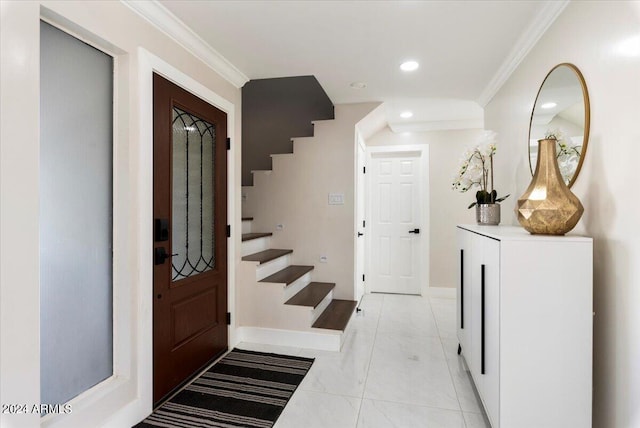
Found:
242,249 -> 293,264
242,217 -> 254,221
259,265 -> 314,285
312,300 -> 358,331
242,232 -> 272,242
285,282 -> 335,308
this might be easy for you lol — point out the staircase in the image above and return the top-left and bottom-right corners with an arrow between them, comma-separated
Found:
239,216 -> 357,350
238,105 -> 379,350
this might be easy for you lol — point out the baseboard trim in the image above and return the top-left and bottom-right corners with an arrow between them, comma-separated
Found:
427,287 -> 456,299
236,326 -> 341,352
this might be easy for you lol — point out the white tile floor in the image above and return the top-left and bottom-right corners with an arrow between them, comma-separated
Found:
238,293 -> 492,428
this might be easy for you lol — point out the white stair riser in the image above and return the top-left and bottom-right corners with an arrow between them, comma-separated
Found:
237,327 -> 341,352
270,153 -> 294,171
242,219 -> 252,234
241,236 -> 271,257
251,170 -> 272,187
255,255 -> 291,281
310,290 -> 334,324
282,272 -> 313,301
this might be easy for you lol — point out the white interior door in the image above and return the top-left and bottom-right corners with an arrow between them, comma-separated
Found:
370,151 -> 423,294
355,139 -> 366,302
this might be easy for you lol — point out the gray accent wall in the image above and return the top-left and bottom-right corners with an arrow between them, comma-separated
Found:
40,21 -> 113,405
242,76 -> 334,186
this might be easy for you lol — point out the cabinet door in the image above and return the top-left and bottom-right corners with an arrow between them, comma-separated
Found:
468,233 -> 483,381
460,229 -> 501,428
456,229 -> 472,357
481,237 -> 500,428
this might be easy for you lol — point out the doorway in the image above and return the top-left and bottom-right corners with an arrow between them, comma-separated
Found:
366,147 -> 429,295
153,73 -> 228,404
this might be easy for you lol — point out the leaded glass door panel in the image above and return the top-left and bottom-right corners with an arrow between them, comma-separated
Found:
153,74 -> 228,405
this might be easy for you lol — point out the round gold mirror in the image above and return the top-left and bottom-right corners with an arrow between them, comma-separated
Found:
529,63 -> 590,187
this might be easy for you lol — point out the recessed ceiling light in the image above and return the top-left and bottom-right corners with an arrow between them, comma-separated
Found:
400,111 -> 414,119
350,81 -> 367,89
400,61 -> 419,72
541,102 -> 557,109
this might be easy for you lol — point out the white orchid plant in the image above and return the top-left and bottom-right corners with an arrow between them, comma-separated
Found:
452,130 -> 510,209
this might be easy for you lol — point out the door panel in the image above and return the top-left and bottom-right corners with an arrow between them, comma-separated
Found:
370,152 -> 422,294
456,229 -> 473,357
153,73 -> 228,404
482,238 -> 501,427
171,288 -> 218,347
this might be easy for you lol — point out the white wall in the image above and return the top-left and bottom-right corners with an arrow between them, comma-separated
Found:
484,2 -> 640,427
0,1 -> 241,427
242,103 -> 380,301
366,127 -> 485,289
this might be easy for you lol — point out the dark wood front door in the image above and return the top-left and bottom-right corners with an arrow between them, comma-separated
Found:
153,73 -> 228,404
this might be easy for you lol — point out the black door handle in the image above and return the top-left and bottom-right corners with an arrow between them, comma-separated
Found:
154,247 -> 170,265
357,232 -> 364,237
408,228 -> 420,234
481,264 -> 486,375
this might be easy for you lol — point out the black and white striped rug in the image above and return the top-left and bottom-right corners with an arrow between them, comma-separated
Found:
136,349 -> 314,428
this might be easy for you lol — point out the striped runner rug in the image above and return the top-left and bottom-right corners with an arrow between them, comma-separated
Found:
135,349 -> 314,428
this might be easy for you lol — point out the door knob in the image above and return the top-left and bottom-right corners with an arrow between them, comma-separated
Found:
408,228 -> 420,234
357,232 -> 364,237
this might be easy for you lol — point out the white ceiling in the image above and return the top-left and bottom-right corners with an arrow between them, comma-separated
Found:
152,0 -> 566,131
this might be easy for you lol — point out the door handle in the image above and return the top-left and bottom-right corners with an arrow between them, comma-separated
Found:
357,232 -> 364,237
460,249 -> 464,329
154,247 -> 171,265
481,264 -> 486,375
408,228 -> 420,234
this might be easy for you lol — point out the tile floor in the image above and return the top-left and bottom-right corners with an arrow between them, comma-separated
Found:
238,293 -> 491,428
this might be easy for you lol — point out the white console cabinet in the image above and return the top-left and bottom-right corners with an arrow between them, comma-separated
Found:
456,225 -> 592,428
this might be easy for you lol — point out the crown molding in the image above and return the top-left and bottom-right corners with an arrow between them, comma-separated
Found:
477,0 -> 569,107
122,0 -> 249,88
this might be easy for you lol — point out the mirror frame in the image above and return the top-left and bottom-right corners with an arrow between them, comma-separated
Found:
528,63 -> 591,188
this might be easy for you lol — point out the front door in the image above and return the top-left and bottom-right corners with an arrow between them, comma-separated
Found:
153,73 -> 228,404
369,151 -> 424,295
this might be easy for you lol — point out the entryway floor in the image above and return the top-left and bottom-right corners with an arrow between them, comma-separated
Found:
239,293 -> 490,428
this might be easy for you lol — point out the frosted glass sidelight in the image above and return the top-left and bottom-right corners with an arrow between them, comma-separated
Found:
172,107 -> 216,281
39,22 -> 113,406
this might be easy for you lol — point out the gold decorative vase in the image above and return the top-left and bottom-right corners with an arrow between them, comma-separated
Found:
516,138 -> 584,235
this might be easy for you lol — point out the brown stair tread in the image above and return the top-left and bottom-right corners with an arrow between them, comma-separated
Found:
242,249 -> 293,264
285,282 -> 335,308
259,265 -> 314,285
242,217 -> 254,221
242,232 -> 272,242
312,300 -> 358,331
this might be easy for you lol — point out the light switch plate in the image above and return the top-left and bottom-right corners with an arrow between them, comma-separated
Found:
328,193 -> 344,205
